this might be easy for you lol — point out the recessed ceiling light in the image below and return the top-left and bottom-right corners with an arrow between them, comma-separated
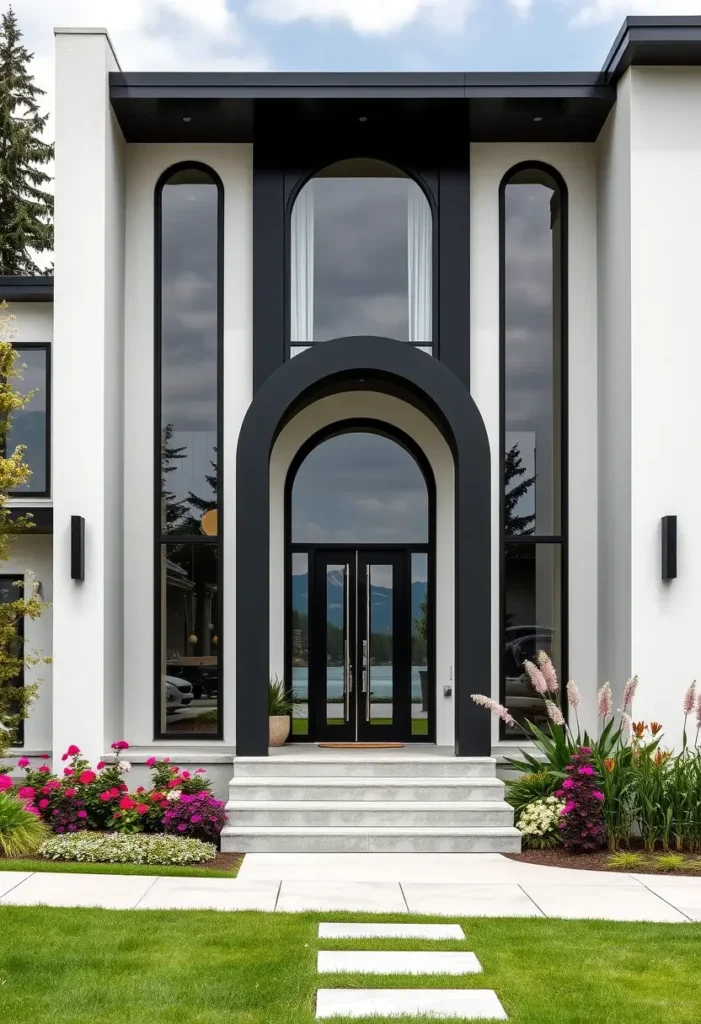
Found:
533,116 -> 543,123
183,116 -> 192,123
358,115 -> 368,122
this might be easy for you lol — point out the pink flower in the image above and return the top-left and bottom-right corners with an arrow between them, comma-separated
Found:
17,756 -> 30,768
195,768 -> 206,774
563,800 -> 576,814
96,761 -> 106,770
163,757 -> 171,763
65,788 -> 76,797
37,764 -> 50,773
697,693 -> 701,729
592,791 -> 605,801
61,753 -> 68,761
38,798 -> 49,809
119,796 -> 135,810
597,682 -> 613,718
578,765 -> 595,776
66,745 -> 81,756
683,680 -> 697,716
26,804 -> 39,816
136,803 -> 149,815
63,767 -> 74,776
76,810 -> 87,818
618,711 -> 632,735
146,756 -> 157,767
181,770 -> 191,780
561,778 -> 574,790
99,792 -> 112,802
622,675 -> 638,711
524,660 -> 548,695
177,824 -> 187,832
18,786 -> 35,798
470,693 -> 517,728
0,775 -> 13,791
566,681 -> 581,710
111,740 -> 129,750
545,700 -> 565,726
39,753 -> 50,760
537,651 -> 558,693
79,770 -> 96,784
191,814 -> 202,823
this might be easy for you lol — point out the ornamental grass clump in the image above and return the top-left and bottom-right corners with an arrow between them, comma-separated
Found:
161,789 -> 227,844
516,796 -> 565,849
0,785 -> 48,855
39,831 -> 216,865
555,748 -> 606,852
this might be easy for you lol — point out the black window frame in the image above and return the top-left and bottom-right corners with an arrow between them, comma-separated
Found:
153,161 -> 225,742
499,161 -> 568,739
0,573 -> 25,747
6,342 -> 51,499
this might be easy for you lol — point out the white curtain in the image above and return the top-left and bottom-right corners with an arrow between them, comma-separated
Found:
407,188 -> 432,344
290,182 -> 315,343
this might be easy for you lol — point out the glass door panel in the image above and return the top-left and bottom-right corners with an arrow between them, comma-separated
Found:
411,553 -> 429,737
365,564 -> 394,731
309,552 -> 356,741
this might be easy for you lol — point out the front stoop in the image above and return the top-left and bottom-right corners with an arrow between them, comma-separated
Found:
221,754 -> 522,853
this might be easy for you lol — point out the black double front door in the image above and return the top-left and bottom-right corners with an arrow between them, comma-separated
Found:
308,548 -> 418,742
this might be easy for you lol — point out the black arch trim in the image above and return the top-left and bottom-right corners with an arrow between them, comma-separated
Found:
236,336 -> 491,757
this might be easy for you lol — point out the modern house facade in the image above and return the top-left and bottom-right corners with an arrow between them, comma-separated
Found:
3,16 -> 701,848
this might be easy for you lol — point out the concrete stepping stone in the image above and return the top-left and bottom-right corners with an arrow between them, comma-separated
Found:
316,988 -> 508,1019
318,950 -> 481,975
319,922 -> 465,940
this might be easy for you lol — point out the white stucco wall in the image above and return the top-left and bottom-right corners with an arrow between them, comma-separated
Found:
52,28 -> 125,767
269,391 -> 457,745
626,68 -> 701,741
123,142 -> 252,753
470,143 -> 599,742
3,303 -> 52,344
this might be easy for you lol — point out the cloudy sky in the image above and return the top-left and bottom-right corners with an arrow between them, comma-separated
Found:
9,1 -> 695,105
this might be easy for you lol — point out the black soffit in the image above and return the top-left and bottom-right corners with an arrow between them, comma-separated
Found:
110,18 -> 701,144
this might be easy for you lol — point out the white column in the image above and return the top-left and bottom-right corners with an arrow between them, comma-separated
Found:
52,28 -> 125,766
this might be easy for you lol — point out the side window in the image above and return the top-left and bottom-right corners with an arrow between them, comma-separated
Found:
8,344 -> 50,497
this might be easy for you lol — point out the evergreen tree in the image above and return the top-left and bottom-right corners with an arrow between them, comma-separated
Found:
504,443 -> 536,536
160,424 -> 191,533
0,8 -> 53,275
187,451 -> 217,516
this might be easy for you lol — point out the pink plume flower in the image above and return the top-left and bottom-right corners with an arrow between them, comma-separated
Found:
524,660 -> 548,695
618,711 -> 633,734
597,682 -> 613,718
537,651 -> 559,693
697,693 -> 701,729
17,756 -> 30,768
622,675 -> 638,711
470,693 -> 517,728
545,700 -> 565,726
682,680 -> 697,716
566,681 -> 581,710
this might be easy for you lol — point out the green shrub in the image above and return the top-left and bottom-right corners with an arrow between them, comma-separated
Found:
506,770 -> 556,814
268,675 -> 301,716
656,852 -> 687,873
0,790 -> 49,856
516,796 -> 565,849
607,851 -> 645,872
39,831 -> 216,866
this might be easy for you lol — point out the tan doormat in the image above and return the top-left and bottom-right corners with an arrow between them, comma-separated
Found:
317,742 -> 405,749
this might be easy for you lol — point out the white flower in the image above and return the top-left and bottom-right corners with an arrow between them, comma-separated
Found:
516,797 -> 566,838
167,788 -> 182,802
118,760 -> 132,773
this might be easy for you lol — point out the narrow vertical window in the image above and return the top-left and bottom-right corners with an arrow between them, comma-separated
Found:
155,163 -> 223,739
501,164 -> 566,734
7,344 -> 50,497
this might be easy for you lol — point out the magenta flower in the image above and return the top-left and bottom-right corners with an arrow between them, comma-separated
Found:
63,767 -> 74,776
76,810 -> 88,819
38,798 -> 49,809
177,824 -> 187,832
592,791 -> 605,801
18,786 -> 35,798
0,775 -> 13,791
563,800 -> 576,814
682,680 -> 697,716
470,693 -> 517,728
111,740 -> 130,751
561,778 -> 574,790
67,744 -> 80,756
17,756 -> 30,768
96,761 -> 106,770
524,660 -> 547,695
146,756 -> 157,767
578,765 -> 595,776
191,814 -> 202,823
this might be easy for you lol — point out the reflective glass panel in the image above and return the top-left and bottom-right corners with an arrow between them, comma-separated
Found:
9,346 -> 48,495
411,552 -> 429,737
503,542 -> 562,734
325,564 -> 348,728
158,543 -> 219,735
159,168 -> 219,535
291,552 -> 309,736
292,432 -> 428,544
291,159 -> 432,344
504,169 -> 563,536
367,564 -> 393,729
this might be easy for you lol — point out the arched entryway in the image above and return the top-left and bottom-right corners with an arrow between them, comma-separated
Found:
236,336 -> 491,757
286,422 -> 435,743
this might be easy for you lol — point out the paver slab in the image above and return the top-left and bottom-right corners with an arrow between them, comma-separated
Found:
316,988 -> 508,1019
522,883 -> 689,922
319,922 -> 465,940
318,950 -> 481,974
402,883 -> 542,917
136,877 -> 279,912
0,871 -> 154,909
277,880 -> 406,913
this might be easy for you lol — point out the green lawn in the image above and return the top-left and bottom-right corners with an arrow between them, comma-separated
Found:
0,908 -> 698,1023
0,857 -> 242,879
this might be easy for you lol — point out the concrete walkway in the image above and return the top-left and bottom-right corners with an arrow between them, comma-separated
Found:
1,854 -> 700,921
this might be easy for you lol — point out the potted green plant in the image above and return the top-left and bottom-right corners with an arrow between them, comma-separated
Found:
268,676 -> 300,747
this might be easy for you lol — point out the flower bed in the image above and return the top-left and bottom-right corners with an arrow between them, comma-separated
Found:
0,741 -> 230,864
39,832 -> 216,866
473,655 -> 701,858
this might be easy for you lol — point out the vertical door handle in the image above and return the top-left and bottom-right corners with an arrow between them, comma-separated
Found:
343,563 -> 351,723
365,564 -> 371,721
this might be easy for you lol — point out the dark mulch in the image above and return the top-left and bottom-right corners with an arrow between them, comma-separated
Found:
506,846 -> 701,875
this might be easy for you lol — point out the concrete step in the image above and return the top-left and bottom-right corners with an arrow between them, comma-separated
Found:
225,800 -> 514,828
220,825 -> 522,853
229,776 -> 506,803
233,756 -> 498,779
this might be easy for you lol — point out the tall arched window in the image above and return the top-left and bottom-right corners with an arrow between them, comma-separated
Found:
155,163 -> 223,739
500,163 -> 566,735
289,159 -> 433,356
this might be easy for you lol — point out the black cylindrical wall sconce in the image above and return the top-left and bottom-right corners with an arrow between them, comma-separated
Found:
661,515 -> 677,580
71,515 -> 85,581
